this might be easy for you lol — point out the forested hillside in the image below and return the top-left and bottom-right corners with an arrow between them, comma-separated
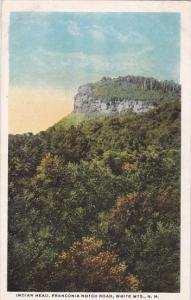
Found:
8,99 -> 180,292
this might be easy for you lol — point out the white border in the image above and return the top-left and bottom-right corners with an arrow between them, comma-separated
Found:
1,1 -> 191,300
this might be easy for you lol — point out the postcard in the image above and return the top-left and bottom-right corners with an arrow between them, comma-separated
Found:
0,1 -> 191,300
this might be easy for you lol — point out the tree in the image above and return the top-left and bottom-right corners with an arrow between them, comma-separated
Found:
98,194 -> 180,292
47,237 -> 140,292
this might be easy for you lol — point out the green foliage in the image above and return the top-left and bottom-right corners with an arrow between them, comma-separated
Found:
98,193 -> 180,292
52,113 -> 87,130
134,222 -> 180,292
8,100 -> 180,292
89,78 -> 180,103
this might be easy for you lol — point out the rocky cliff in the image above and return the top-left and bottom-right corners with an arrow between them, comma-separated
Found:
73,75 -> 181,115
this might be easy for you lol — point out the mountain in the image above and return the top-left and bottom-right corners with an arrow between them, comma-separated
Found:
8,75 -> 181,292
73,75 -> 181,115
52,75 -> 180,131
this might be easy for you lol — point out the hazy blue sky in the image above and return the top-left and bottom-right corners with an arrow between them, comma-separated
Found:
10,12 -> 180,90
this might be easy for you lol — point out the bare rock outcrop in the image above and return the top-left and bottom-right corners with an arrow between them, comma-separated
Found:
73,75 -> 180,115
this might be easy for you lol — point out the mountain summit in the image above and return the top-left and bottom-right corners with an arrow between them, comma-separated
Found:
73,75 -> 181,115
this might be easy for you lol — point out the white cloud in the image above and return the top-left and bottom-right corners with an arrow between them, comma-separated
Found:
88,25 -> 154,58
87,25 -> 106,42
114,30 -> 152,50
91,30 -> 105,42
34,48 -> 155,88
67,21 -> 80,36
116,32 -> 129,44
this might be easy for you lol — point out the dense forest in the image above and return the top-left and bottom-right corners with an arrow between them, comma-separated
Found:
8,99 -> 180,292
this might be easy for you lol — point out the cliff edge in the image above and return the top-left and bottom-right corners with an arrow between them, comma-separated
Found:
73,75 -> 180,115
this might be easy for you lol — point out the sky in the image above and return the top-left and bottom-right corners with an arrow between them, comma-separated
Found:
9,12 -> 180,133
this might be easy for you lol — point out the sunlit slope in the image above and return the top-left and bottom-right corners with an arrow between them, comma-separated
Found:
51,113 -> 87,130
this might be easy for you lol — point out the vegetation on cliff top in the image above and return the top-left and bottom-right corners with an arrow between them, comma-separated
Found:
88,75 -> 181,102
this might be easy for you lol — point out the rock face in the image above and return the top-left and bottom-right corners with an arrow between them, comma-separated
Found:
73,75 -> 181,115
74,85 -> 155,114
